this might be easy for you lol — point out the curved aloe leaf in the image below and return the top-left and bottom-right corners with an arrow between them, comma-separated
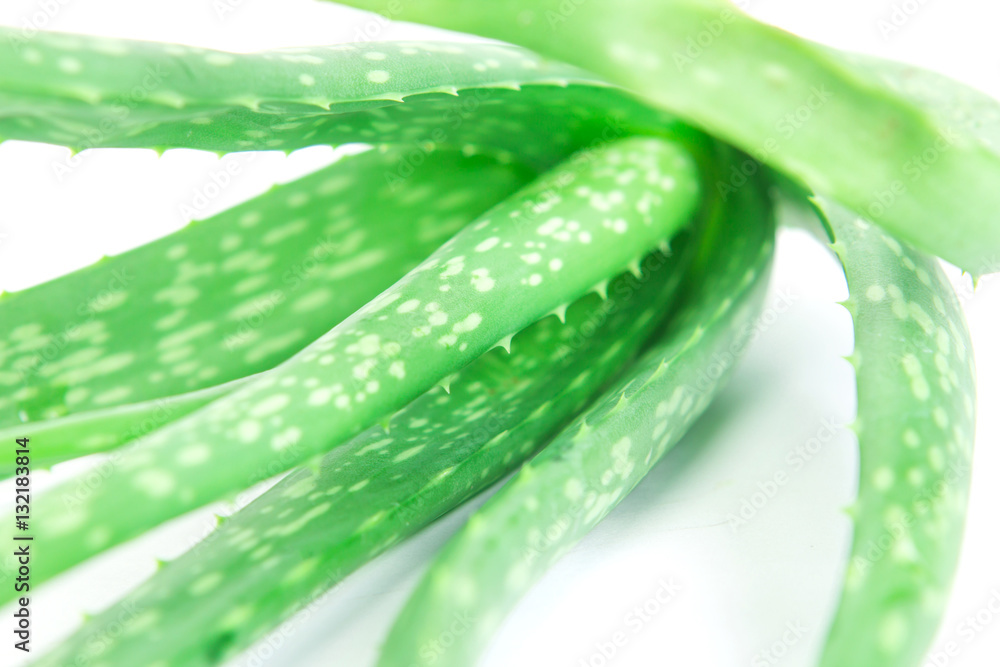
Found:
0,375 -> 254,476
0,28 -> 679,167
33,231 -> 697,666
815,199 -> 976,667
0,135 -> 703,600
375,154 -> 775,667
0,149 -> 529,463
332,0 -> 1000,274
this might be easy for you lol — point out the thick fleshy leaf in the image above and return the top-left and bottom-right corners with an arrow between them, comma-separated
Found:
0,28 -> 679,168
332,0 -> 1000,274
33,236 -> 696,666
815,199 -> 976,667
375,152 -> 776,667
0,376 -> 251,476
0,148 -> 530,464
0,135 -> 703,599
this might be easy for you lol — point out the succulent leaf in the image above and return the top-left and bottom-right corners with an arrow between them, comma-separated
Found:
0,135 -> 703,599
331,0 -> 1000,274
1,10 -> 992,666
374,154 -> 776,667
815,199 -> 976,667
0,29 -> 679,167
0,148 -> 529,463
32,236 -> 697,666
0,376 -> 249,475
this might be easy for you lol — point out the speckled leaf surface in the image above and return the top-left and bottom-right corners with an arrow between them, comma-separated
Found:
0,148 -> 528,462
32,235 -> 694,666
0,28 -> 679,166
375,158 -> 776,667
815,200 -> 976,667
332,0 -> 1000,274
0,375 -> 252,476
0,136 -> 703,599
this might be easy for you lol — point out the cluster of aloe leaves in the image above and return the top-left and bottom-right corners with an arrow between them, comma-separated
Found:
0,1 -> 995,665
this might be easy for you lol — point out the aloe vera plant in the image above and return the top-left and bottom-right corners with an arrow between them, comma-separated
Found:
0,147 -> 532,468
0,2 -> 996,666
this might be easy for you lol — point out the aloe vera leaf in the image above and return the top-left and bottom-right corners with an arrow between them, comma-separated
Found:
813,199 -> 976,667
0,148 -> 529,430
0,29 -> 677,166
0,375 -> 255,476
332,0 -> 1000,274
0,135 -> 703,600
32,231 -> 697,667
827,51 -> 1000,168
375,158 -> 775,667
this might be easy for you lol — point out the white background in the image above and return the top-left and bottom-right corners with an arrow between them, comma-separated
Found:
0,1 -> 999,666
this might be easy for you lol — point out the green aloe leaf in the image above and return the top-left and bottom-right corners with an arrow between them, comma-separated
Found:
0,148 -> 529,467
374,152 -> 776,667
0,28 -> 678,167
0,376 -> 250,476
0,135 -> 703,600
33,231 -> 696,666
828,51 -> 1000,166
5,11 -> 988,666
331,0 -> 1000,274
815,199 -> 976,667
